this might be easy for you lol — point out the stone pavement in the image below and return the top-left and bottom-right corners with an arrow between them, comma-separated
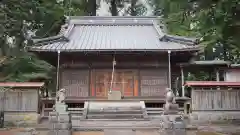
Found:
0,128 -> 229,135
2,124 -> 240,135
197,124 -> 240,134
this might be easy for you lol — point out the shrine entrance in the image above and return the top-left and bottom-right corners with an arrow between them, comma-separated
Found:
91,69 -> 139,97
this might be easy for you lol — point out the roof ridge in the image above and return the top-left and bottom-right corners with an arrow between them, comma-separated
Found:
68,16 -> 161,20
32,35 -> 69,45
159,35 -> 199,46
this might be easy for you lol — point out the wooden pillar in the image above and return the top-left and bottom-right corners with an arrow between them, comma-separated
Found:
216,69 -> 220,81
180,66 -> 185,97
168,50 -> 172,89
56,50 -> 61,91
216,69 -> 220,90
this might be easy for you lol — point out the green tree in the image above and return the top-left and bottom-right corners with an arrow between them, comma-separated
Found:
0,0 -> 86,84
149,0 -> 240,62
104,0 -> 147,16
124,0 -> 147,16
104,0 -> 125,16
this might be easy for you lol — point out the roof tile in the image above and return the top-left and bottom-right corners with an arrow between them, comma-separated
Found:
30,17 -> 199,52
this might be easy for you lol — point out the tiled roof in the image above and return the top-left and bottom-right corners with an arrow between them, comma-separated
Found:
180,60 -> 231,67
30,16 -> 200,52
0,82 -> 45,88
185,81 -> 240,87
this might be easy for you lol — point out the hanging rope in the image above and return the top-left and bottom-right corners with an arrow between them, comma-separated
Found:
109,56 -> 116,94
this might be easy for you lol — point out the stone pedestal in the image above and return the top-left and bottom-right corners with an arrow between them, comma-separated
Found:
161,88 -> 187,135
55,103 -> 68,113
161,115 -> 186,135
48,112 -> 72,135
48,103 -> 72,135
163,103 -> 179,115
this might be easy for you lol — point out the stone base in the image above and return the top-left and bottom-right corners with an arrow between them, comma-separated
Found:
161,115 -> 183,122
163,103 -> 179,115
55,104 -> 68,113
190,111 -> 240,124
160,115 -> 187,135
49,112 -> 71,123
48,111 -> 72,135
50,123 -> 72,130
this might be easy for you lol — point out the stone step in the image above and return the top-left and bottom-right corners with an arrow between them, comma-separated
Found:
88,110 -> 144,114
72,120 -> 162,128
86,113 -> 145,119
73,126 -> 161,130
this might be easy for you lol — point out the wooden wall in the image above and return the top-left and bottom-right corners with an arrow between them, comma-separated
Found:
60,67 -> 169,98
192,90 -> 240,111
225,69 -> 240,82
60,69 -> 89,97
140,69 -> 168,96
58,53 -> 183,98
0,90 -> 39,112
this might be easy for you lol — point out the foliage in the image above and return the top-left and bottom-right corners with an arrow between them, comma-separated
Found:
186,71 -> 210,81
149,0 -> 240,62
104,0 -> 147,16
149,0 -> 239,81
0,52 -> 55,82
0,0 -> 85,85
124,0 -> 147,16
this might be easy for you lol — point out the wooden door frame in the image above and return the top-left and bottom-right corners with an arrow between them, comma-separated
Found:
90,69 -> 139,97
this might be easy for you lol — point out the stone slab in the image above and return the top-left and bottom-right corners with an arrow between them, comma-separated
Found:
50,123 -> 72,130
135,129 -> 160,135
174,121 -> 186,129
49,112 -> 71,123
58,115 -> 71,123
47,130 -> 72,135
161,129 -> 186,135
104,129 -> 135,135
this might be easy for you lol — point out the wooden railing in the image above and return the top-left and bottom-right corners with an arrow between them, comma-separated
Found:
192,90 -> 240,111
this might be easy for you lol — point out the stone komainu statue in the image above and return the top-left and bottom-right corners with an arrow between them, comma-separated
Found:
164,88 -> 178,114
55,88 -> 66,104
165,88 -> 176,104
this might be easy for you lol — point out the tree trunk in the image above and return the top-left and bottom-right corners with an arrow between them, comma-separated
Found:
130,0 -> 137,16
111,0 -> 118,16
85,0 -> 97,16
91,0 -> 97,16
0,38 -> 7,56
